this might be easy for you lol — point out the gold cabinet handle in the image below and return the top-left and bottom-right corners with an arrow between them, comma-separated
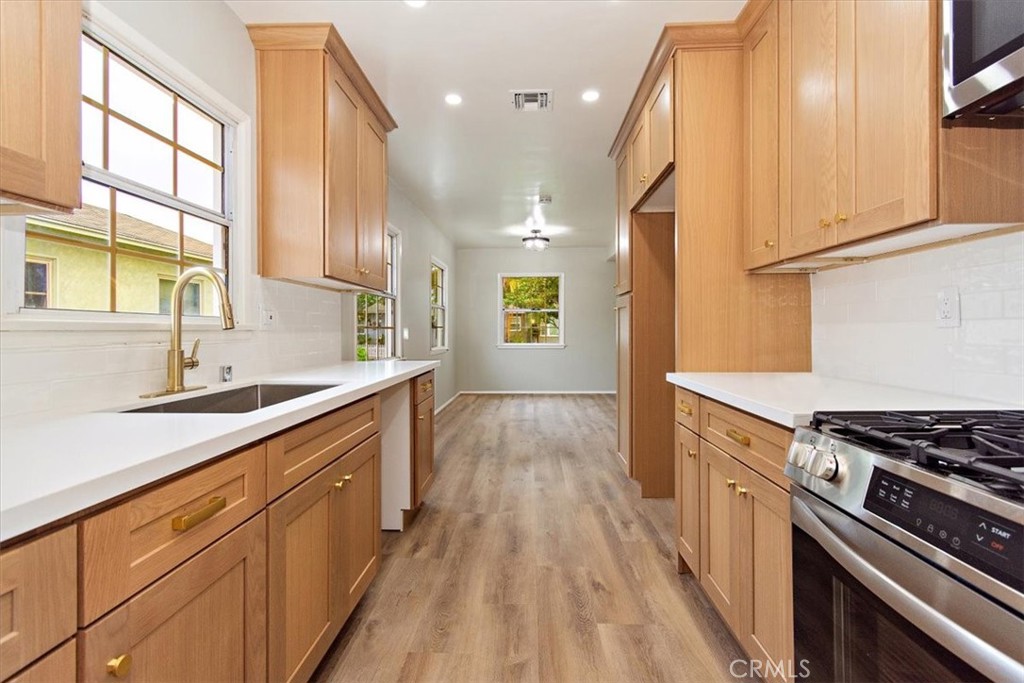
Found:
334,474 -> 353,490
726,429 -> 751,446
764,239 -> 775,248
171,496 -> 226,532
687,449 -> 697,459
677,401 -> 693,416
835,213 -> 848,224
736,486 -> 749,497
107,654 -> 132,678
818,218 -> 832,229
726,479 -> 737,489
418,415 -> 425,420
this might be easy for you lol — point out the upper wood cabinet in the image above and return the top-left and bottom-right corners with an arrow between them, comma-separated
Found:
625,58 -> 674,209
773,0 -> 936,261
627,116 -> 649,206
0,0 -> 80,212
249,24 -> 396,292
614,151 -> 631,294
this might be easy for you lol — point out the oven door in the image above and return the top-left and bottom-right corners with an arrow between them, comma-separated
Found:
791,487 -> 1024,683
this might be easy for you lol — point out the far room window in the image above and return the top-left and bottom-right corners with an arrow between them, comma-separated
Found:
500,274 -> 563,346
24,258 -> 54,309
23,32 -> 232,315
430,260 -> 448,352
357,231 -> 399,360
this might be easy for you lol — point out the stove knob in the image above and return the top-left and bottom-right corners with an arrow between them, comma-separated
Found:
786,442 -> 814,469
806,450 -> 840,481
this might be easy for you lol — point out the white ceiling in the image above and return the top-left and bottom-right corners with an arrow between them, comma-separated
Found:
226,0 -> 746,249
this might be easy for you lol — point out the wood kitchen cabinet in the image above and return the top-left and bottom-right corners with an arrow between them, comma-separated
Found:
615,293 -> 631,475
625,58 -> 674,210
0,527 -> 76,682
614,151 -> 631,294
412,372 -> 436,507
267,434 -> 381,683
775,0 -> 936,260
250,24 -> 396,291
6,640 -> 74,683
699,441 -> 741,630
78,514 -> 267,683
627,116 -> 649,207
674,422 -> 700,576
0,0 -> 80,212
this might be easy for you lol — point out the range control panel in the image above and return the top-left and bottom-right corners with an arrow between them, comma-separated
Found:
864,470 -> 1024,592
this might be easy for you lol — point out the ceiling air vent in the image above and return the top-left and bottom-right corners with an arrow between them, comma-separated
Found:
511,90 -> 552,112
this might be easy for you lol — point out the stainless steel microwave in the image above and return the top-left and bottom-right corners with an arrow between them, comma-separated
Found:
942,0 -> 1024,121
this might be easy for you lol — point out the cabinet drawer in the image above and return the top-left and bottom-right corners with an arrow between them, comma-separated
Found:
413,371 -> 434,404
699,399 -> 791,490
6,639 -> 75,683
0,527 -> 76,681
266,395 -> 380,500
80,445 -> 266,626
674,387 -> 700,433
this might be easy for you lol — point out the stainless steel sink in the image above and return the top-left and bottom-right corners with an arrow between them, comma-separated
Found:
125,384 -> 340,414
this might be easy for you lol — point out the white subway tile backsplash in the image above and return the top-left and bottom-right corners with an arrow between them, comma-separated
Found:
813,231 -> 1024,404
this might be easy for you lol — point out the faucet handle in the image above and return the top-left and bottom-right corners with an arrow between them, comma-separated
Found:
184,338 -> 201,370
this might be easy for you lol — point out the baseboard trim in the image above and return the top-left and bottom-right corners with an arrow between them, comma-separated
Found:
434,392 -> 461,415
459,390 -> 616,395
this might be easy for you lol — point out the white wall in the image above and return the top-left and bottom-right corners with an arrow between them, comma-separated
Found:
812,231 -> 1024,404
0,0 -> 346,418
454,247 -> 615,393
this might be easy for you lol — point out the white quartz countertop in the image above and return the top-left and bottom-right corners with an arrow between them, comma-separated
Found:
666,372 -> 1021,429
0,360 -> 439,543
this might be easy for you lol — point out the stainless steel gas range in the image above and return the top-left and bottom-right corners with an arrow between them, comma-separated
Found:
785,410 -> 1024,683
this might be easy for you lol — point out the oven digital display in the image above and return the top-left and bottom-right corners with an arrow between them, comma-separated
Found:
864,470 -> 1024,592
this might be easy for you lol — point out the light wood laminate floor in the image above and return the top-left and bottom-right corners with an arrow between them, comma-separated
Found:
313,394 -> 745,683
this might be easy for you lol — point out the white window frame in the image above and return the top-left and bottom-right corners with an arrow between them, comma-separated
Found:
430,257 -> 449,354
354,226 -> 401,360
0,2 -> 253,332
497,272 -> 565,349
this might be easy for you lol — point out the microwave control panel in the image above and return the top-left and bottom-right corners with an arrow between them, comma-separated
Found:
864,470 -> 1023,592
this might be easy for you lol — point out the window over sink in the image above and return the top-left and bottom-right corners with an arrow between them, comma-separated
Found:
356,230 -> 399,360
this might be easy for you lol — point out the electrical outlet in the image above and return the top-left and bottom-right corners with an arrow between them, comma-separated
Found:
260,307 -> 277,329
402,327 -> 410,341
936,286 -> 961,328
220,365 -> 233,383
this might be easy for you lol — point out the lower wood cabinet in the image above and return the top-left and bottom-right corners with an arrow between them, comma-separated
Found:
78,514 -> 267,683
674,423 -> 700,575
7,640 -> 75,683
267,434 -> 381,683
412,373 -> 436,509
699,441 -> 741,627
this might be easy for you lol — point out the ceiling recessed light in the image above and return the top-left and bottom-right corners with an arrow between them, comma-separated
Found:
404,1 -> 428,8
582,89 -> 600,103
444,93 -> 462,106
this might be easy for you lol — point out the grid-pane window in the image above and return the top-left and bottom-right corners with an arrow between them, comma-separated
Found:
357,232 -> 398,360
430,261 -> 447,351
24,259 -> 53,309
23,33 -> 230,315
500,274 -> 563,345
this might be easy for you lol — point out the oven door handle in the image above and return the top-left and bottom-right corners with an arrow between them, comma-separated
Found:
792,494 -> 1024,683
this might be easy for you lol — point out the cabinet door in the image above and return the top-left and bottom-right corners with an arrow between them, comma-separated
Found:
79,515 -> 266,683
646,59 -> 674,183
675,424 -> 700,576
835,0 -> 936,245
358,111 -> 387,291
414,395 -> 435,506
736,466 -> 793,683
325,54 -> 361,284
699,440 -> 740,630
8,639 -> 74,683
615,294 -> 632,476
267,459 -> 346,683
743,0 -> 781,269
627,116 -> 649,206
0,0 -> 80,212
338,435 -> 382,618
614,151 -> 631,294
779,0 -> 838,259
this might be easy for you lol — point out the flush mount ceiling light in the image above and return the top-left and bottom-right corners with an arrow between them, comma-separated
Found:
404,1 -> 428,8
581,89 -> 600,103
523,229 -> 550,251
444,93 -> 462,106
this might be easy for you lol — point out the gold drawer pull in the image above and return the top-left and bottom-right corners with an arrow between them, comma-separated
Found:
335,474 -> 353,490
107,654 -> 132,678
677,401 -> 693,416
687,449 -> 697,459
726,479 -> 737,489
764,239 -> 775,248
736,486 -> 749,497
171,496 -> 226,532
726,429 -> 751,446
418,415 -> 425,420
818,218 -> 832,229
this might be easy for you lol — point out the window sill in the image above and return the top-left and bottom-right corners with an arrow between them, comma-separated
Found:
496,343 -> 566,349
430,347 -> 449,355
0,309 -> 257,333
